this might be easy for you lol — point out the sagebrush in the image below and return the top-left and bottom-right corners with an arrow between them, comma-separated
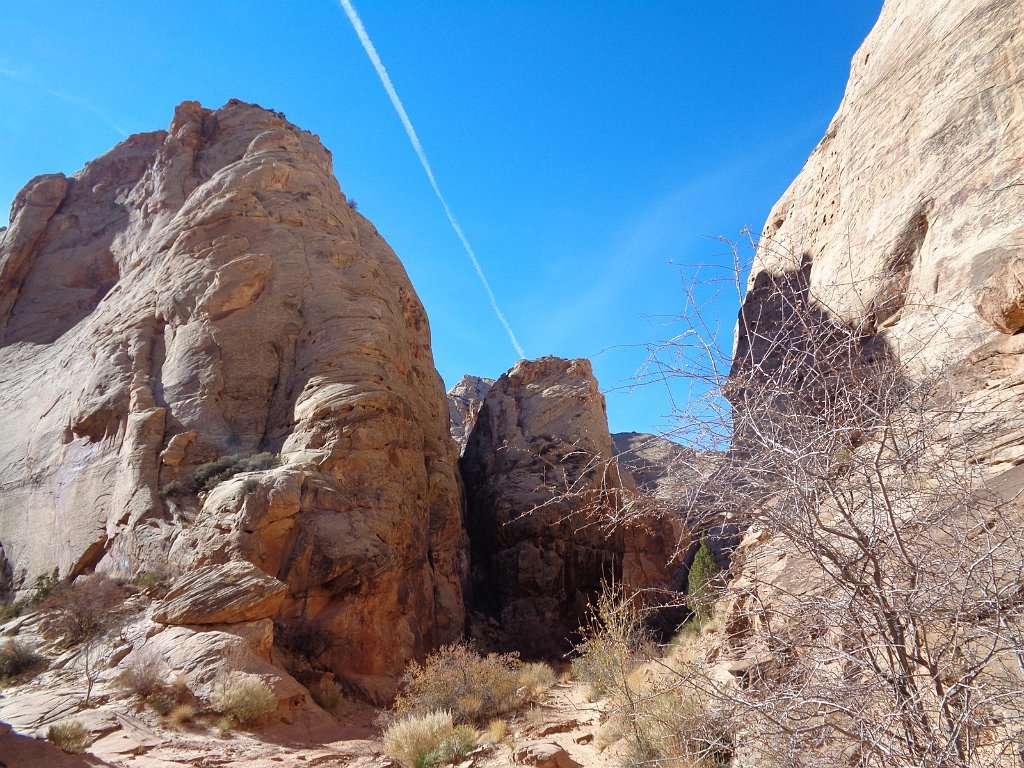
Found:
393,643 -> 530,725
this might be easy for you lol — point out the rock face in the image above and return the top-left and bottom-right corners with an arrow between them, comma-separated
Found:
742,0 -> 1024,466
461,357 -> 677,654
714,3 -> 1024,760
0,100 -> 465,698
447,374 -> 494,453
611,432 -> 693,502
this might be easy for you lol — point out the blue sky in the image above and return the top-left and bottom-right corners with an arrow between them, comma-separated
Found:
0,1 -> 883,436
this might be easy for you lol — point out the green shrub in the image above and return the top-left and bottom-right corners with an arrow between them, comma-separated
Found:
194,452 -> 281,492
0,599 -> 25,623
30,569 -> 60,606
47,720 -> 89,754
393,643 -> 525,725
213,673 -> 277,727
161,480 -> 187,498
0,639 -> 46,683
687,537 -> 723,621
383,710 -> 477,768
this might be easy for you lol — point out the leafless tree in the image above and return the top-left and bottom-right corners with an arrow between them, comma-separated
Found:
557,238 -> 1024,767
621,238 -> 1024,767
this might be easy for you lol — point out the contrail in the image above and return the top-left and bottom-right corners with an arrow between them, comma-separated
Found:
338,0 -> 526,359
0,66 -> 129,138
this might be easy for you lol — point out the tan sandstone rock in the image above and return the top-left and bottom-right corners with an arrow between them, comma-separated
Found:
740,0 -> 1024,467
447,374 -> 494,453
151,561 -> 286,625
461,357 -> 678,654
0,99 -> 465,698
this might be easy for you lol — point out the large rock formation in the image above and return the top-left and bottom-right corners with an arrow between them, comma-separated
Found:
0,100 -> 465,698
461,357 -> 679,654
713,2 -> 1024,762
447,374 -> 494,453
743,0 -> 1024,467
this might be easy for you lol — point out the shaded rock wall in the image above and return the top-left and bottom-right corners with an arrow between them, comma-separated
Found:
461,357 -> 679,654
0,100 -> 465,698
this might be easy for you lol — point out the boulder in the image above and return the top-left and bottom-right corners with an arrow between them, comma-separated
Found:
151,561 -> 286,625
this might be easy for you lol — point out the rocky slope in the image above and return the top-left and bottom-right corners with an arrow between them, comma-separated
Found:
0,100 -> 465,698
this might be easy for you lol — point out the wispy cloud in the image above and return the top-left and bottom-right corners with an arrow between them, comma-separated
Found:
337,0 -> 526,360
0,65 -> 129,138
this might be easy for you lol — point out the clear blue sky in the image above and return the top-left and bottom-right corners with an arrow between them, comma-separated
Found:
0,1 -> 883,436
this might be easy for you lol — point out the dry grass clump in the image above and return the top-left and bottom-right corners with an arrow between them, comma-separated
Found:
481,717 -> 508,745
518,661 -> 557,698
0,639 -> 46,685
47,720 -> 90,753
170,703 -> 196,727
213,672 -> 277,727
383,710 -> 477,768
310,677 -> 344,713
394,643 -> 526,725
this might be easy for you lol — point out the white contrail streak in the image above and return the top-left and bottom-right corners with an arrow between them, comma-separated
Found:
0,66 -> 129,137
338,0 -> 526,359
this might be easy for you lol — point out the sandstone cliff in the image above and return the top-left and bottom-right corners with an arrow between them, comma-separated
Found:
713,1 -> 1024,762
461,357 -> 680,654
743,0 -> 1024,467
447,374 -> 494,453
0,100 -> 465,698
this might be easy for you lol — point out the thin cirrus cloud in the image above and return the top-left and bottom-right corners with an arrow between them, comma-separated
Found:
336,0 -> 526,361
0,66 -> 129,138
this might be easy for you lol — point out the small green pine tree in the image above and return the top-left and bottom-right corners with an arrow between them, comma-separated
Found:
686,537 -> 721,621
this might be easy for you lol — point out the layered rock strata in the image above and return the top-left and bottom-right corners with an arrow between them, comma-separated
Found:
0,100 -> 465,698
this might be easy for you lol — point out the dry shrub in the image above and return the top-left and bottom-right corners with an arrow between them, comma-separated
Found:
118,649 -> 166,699
518,661 -> 557,698
394,643 -> 525,725
310,677 -> 344,713
47,720 -> 89,754
41,574 -> 124,645
276,618 -> 332,661
623,683 -> 733,768
0,639 -> 46,684
571,588 -> 650,699
383,710 -> 477,768
148,690 -> 175,716
213,672 -> 277,727
171,703 -> 195,727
